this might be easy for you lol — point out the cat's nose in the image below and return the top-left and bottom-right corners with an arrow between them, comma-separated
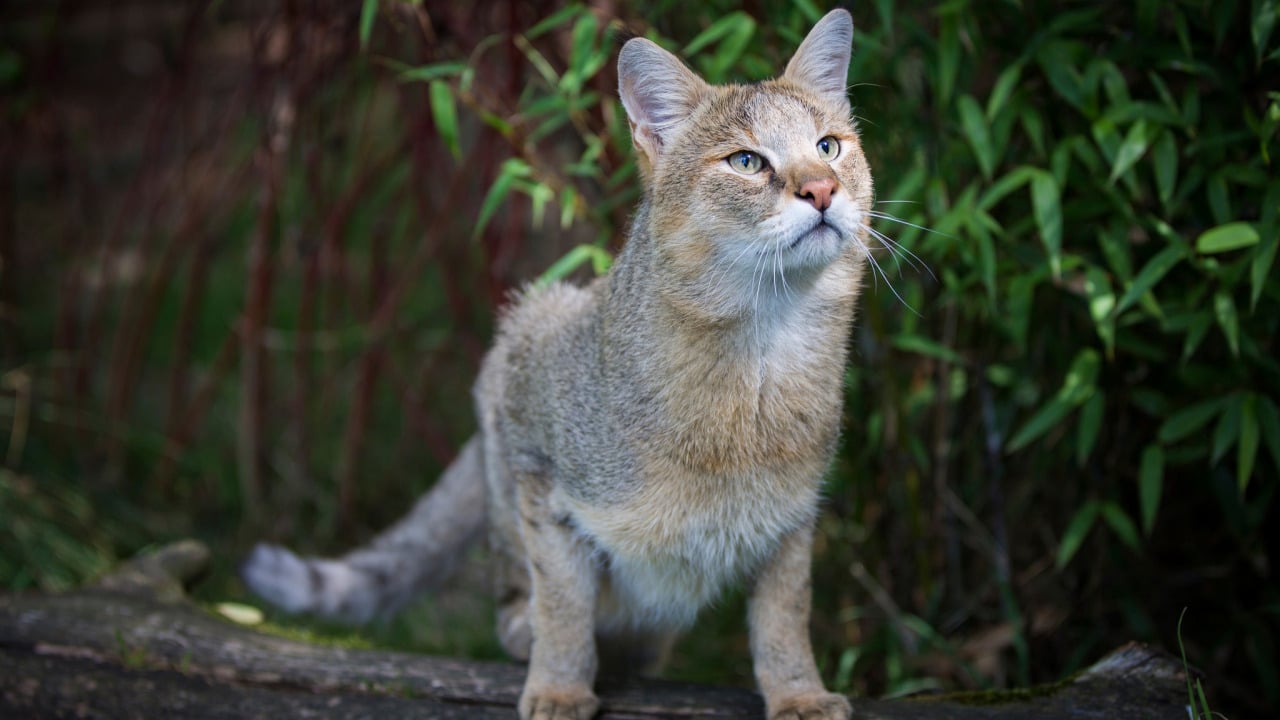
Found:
797,177 -> 837,212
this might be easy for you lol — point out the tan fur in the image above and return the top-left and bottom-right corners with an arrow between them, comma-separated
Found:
478,11 -> 870,720
245,10 -> 871,720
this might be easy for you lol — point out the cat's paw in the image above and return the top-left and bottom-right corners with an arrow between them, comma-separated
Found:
766,690 -> 852,720
518,683 -> 599,720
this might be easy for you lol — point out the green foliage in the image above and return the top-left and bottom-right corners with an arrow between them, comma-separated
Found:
826,0 -> 1278,710
2,1 -> 1276,716
0,469 -> 119,592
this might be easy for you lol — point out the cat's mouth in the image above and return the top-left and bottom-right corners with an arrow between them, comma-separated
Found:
789,219 -> 841,249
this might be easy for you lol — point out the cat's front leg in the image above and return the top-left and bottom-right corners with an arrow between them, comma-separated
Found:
749,524 -> 852,720
516,483 -> 600,720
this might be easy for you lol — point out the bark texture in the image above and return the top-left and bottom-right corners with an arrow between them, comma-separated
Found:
0,540 -> 1194,719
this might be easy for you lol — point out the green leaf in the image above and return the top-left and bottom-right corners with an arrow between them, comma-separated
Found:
1211,394 -> 1242,465
1152,130 -> 1178,208
1239,394 -> 1260,493
1213,291 -> 1240,357
473,158 -> 532,238
708,15 -> 756,82
1030,170 -> 1063,278
683,11 -> 752,56
958,94 -> 996,179
428,81 -> 461,161
398,62 -> 467,83
1100,502 -> 1141,552
1008,348 -> 1100,452
1138,445 -> 1163,536
1195,222 -> 1261,254
1158,397 -> 1229,444
359,0 -> 377,50
1057,501 -> 1100,568
986,63 -> 1023,121
534,244 -> 613,287
527,182 -> 554,229
977,166 -> 1037,211
1181,312 -> 1213,361
1252,221 -> 1278,310
1253,0 -> 1278,65
1076,391 -> 1105,466
526,3 -> 585,39
1113,244 -> 1184,316
1082,266 -> 1116,355
1207,173 -> 1232,225
892,335 -> 966,365
1109,119 -> 1153,183
558,186 -> 578,229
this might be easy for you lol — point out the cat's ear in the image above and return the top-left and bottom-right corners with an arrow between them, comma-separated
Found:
618,37 -> 708,165
783,9 -> 853,109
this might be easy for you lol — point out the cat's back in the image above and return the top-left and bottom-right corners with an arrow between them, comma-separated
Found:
476,278 -> 605,432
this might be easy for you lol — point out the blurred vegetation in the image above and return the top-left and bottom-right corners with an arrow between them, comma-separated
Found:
1,0 -> 1276,718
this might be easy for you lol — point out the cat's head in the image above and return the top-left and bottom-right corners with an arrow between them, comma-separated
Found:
618,10 -> 872,302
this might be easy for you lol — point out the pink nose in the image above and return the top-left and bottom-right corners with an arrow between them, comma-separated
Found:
797,177 -> 837,212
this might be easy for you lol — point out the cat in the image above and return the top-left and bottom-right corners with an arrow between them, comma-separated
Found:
244,9 -> 872,719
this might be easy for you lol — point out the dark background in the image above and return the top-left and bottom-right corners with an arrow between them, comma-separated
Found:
2,1 -> 1276,718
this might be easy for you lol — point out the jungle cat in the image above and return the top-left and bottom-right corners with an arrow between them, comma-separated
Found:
243,9 -> 873,719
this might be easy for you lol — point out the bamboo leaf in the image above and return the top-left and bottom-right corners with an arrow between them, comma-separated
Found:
892,335 -> 966,365
359,0 -> 377,50
977,165 -> 1037,211
986,63 -> 1023,121
1109,119 -> 1153,183
398,62 -> 467,83
1100,502 -> 1141,552
683,11 -> 752,56
527,3 -> 585,39
1196,222 -> 1260,254
1008,348 -> 1100,452
1076,391 -> 1105,466
1252,221 -> 1278,310
1057,501 -> 1100,568
1158,397 -> 1229,444
1213,291 -> 1240,357
1030,170 -> 1063,278
1113,244 -> 1184,316
1152,129 -> 1178,208
958,94 -> 996,179
1210,394 -> 1242,465
1253,0 -> 1278,65
1083,266 -> 1116,355
1239,393 -> 1260,494
474,158 -> 532,239
535,244 -> 613,287
428,81 -> 461,161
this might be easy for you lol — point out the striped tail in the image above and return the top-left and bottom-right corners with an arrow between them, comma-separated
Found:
241,435 -> 486,623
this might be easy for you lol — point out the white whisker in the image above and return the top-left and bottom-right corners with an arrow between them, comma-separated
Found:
865,249 -> 922,316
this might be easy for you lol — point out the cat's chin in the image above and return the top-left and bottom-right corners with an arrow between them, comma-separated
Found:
784,223 -> 845,267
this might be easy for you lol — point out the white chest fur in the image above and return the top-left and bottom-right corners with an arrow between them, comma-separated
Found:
571,463 -> 822,632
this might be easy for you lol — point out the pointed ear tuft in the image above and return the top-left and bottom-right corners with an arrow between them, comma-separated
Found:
617,38 -> 708,163
783,9 -> 853,109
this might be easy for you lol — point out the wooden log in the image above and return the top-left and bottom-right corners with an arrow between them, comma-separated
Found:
1,541 -> 1194,719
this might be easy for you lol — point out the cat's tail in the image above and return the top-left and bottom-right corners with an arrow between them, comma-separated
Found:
240,435 -> 486,624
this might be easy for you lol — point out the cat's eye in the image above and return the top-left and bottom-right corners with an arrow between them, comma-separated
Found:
816,136 -> 840,161
727,151 -> 765,175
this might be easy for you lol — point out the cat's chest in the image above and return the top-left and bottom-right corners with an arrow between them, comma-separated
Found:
573,459 -> 822,628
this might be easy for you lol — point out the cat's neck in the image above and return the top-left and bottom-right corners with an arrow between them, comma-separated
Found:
606,216 -> 862,359
599,219 -> 861,474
